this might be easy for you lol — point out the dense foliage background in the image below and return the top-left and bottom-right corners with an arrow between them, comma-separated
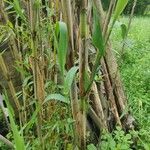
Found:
103,0 -> 150,15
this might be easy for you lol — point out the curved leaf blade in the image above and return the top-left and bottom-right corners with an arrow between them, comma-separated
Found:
3,91 -> 25,150
113,0 -> 129,21
56,21 -> 68,75
64,66 -> 78,95
44,94 -> 69,104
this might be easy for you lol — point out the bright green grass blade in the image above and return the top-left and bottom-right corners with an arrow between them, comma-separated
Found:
44,94 -> 69,104
56,21 -> 68,76
113,0 -> 129,21
3,90 -> 25,150
64,66 -> 78,95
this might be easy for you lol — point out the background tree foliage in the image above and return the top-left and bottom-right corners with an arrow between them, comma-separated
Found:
124,0 -> 150,15
103,0 -> 150,15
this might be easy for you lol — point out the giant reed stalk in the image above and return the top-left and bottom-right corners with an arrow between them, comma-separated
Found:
79,0 -> 87,149
29,1 -> 45,149
0,54 -> 21,116
61,0 -> 81,146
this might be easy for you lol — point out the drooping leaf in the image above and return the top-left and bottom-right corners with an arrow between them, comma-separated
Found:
44,94 -> 69,104
113,0 -> 129,21
55,21 -> 68,75
3,90 -> 25,150
92,7 -> 104,56
121,24 -> 127,39
64,66 -> 78,95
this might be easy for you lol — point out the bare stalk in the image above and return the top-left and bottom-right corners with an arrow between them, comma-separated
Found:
29,1 -> 44,149
0,54 -> 21,113
103,0 -> 116,36
101,59 -> 122,126
91,82 -> 108,128
61,0 -> 82,146
111,0 -> 137,111
121,0 -> 137,56
92,0 -> 128,114
0,0 -> 21,61
79,0 -> 87,149
70,81 -> 80,146
0,134 -> 14,149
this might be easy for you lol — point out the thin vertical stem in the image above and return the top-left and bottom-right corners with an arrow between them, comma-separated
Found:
121,0 -> 137,56
103,0 -> 116,37
79,0 -> 87,149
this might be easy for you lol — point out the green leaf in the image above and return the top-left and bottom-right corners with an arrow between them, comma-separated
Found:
113,0 -> 129,21
3,90 -> 25,150
64,66 -> 78,95
44,94 -> 69,104
87,144 -> 97,150
121,24 -> 127,39
12,0 -> 26,21
55,21 -> 68,75
92,7 -> 104,56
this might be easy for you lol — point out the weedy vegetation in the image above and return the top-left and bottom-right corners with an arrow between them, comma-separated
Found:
0,0 -> 149,149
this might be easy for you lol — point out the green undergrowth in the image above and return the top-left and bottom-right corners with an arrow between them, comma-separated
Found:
109,16 -> 150,149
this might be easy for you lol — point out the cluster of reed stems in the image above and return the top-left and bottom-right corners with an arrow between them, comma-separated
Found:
0,0 -> 137,149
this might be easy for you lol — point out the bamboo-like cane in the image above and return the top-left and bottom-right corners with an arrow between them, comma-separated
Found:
0,54 -> 21,113
0,134 -> 14,149
78,0 -> 88,149
29,1 -> 45,149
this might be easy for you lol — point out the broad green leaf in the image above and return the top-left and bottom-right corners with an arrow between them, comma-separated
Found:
121,24 -> 127,39
92,7 -> 104,56
3,90 -> 25,150
113,0 -> 129,21
44,94 -> 69,104
64,66 -> 78,95
87,144 -> 97,150
55,21 -> 68,75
